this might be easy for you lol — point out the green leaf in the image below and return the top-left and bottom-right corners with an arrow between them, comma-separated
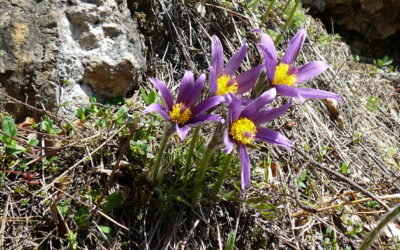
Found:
2,117 -> 17,139
28,138 -> 39,146
102,192 -> 123,213
140,86 -> 148,103
76,108 -> 86,121
147,90 -> 156,105
5,144 -> 25,155
224,232 -> 236,250
73,207 -> 89,227
116,105 -> 128,119
98,225 -> 111,234
89,96 -> 97,104
57,202 -> 69,216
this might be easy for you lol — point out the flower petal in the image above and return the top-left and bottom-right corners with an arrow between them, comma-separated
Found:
274,85 -> 305,103
227,93 -> 241,125
241,88 -> 277,118
294,87 -> 343,103
187,114 -> 222,126
236,64 -> 263,94
176,123 -> 190,140
224,41 -> 248,76
149,78 -> 174,110
177,70 -> 194,104
296,61 -> 329,83
186,73 -> 206,107
210,66 -> 218,95
251,100 -> 292,125
255,127 -> 292,151
143,103 -> 171,121
259,44 -> 278,83
238,143 -> 251,190
211,35 -> 224,77
281,28 -> 306,65
256,30 -> 278,83
223,131 -> 235,154
191,95 -> 225,115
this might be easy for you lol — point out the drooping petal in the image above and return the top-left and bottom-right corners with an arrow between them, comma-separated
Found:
175,123 -> 190,140
281,28 -> 306,65
237,143 -> 251,190
186,114 -> 222,126
241,88 -> 277,118
211,35 -> 224,78
177,70 -> 194,104
274,85 -> 305,103
185,73 -> 206,107
149,78 -> 174,110
294,87 -> 343,103
224,41 -> 248,76
296,61 -> 329,83
191,96 -> 225,115
251,100 -> 292,125
236,65 -> 263,94
259,45 -> 278,83
223,131 -> 235,154
255,127 -> 292,151
143,103 -> 171,121
227,93 -> 241,125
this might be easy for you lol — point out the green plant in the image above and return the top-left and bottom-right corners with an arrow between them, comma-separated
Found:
365,95 -> 379,112
0,117 -> 26,155
340,162 -> 350,174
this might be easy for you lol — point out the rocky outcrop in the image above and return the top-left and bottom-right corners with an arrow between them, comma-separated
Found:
302,0 -> 400,40
0,0 -> 146,120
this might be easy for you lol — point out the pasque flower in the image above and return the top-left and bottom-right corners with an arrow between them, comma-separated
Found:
210,35 -> 263,97
224,90 -> 293,190
144,70 -> 225,140
257,29 -> 342,103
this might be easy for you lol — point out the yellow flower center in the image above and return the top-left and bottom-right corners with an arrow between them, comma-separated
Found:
169,103 -> 192,125
230,118 -> 257,144
216,74 -> 238,95
272,63 -> 297,86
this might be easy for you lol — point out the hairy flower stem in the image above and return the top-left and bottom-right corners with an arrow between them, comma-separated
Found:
212,152 -> 233,197
261,0 -> 276,24
152,123 -> 174,184
274,0 -> 301,45
193,125 -> 223,201
182,126 -> 201,179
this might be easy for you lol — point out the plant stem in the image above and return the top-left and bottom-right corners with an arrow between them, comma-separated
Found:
182,126 -> 200,179
359,203 -> 400,250
261,0 -> 276,24
152,124 -> 173,184
212,152 -> 233,197
281,0 -> 292,16
274,0 -> 301,45
195,147 -> 214,186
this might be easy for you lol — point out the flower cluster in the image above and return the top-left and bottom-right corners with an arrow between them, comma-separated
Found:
145,29 -> 343,191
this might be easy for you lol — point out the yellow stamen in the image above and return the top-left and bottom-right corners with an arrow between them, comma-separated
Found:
272,63 -> 297,86
216,74 -> 238,95
169,103 -> 192,125
230,118 -> 257,144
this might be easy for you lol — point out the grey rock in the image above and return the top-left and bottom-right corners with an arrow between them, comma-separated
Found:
0,0 -> 146,121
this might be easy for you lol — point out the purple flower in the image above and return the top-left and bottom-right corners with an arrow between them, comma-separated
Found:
224,90 -> 293,190
210,35 -> 263,97
144,71 -> 225,140
257,29 -> 343,103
